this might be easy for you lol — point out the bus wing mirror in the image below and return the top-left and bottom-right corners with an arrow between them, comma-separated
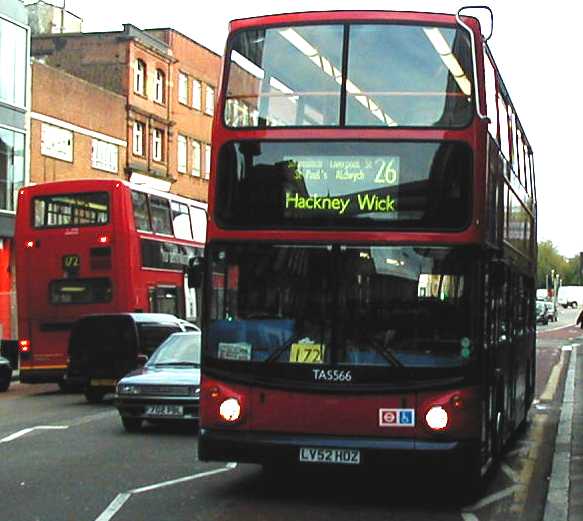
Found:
187,256 -> 205,288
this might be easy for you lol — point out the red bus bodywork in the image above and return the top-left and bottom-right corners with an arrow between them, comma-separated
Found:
198,10 -> 536,492
15,179 -> 206,384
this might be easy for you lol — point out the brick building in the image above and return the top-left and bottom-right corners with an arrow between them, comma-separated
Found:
30,62 -> 127,184
30,23 -> 220,202
0,0 -> 29,343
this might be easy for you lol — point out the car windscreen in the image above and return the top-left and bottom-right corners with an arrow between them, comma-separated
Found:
147,333 -> 201,366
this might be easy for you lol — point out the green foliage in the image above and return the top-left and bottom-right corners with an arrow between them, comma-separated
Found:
537,240 -> 582,287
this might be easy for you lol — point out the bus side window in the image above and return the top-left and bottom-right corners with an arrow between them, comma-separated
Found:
149,195 -> 173,235
149,286 -> 181,316
171,202 -> 193,240
131,190 -> 152,232
190,206 -> 207,243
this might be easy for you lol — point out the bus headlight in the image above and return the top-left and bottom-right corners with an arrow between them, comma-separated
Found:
425,406 -> 448,431
219,398 -> 241,422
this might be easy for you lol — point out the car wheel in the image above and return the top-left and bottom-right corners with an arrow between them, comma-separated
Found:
58,379 -> 83,393
0,378 -> 9,392
121,417 -> 143,432
84,388 -> 106,403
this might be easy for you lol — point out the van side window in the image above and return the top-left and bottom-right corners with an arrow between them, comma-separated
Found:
138,324 -> 182,356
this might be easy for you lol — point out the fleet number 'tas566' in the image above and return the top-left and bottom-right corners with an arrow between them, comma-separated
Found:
312,369 -> 352,382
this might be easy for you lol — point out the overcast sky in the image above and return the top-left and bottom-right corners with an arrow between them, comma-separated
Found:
62,0 -> 580,257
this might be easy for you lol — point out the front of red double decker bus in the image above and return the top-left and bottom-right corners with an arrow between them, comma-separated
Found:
199,10 -> 487,486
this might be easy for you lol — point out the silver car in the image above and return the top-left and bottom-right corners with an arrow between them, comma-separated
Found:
114,331 -> 200,432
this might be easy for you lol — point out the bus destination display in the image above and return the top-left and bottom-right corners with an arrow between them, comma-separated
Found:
283,156 -> 400,217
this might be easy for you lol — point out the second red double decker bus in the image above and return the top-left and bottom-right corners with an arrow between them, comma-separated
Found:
15,179 -> 206,386
197,8 -> 536,496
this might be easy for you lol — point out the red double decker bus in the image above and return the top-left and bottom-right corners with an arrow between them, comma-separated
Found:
15,179 -> 206,386
197,8 -> 536,495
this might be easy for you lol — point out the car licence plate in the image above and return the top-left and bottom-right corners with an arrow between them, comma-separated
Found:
90,378 -> 116,387
299,447 -> 360,465
144,404 -> 183,417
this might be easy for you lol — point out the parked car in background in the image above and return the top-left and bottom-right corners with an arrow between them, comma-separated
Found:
66,313 -> 192,403
114,331 -> 201,432
536,301 -> 548,325
557,296 -> 578,309
0,355 -> 12,392
543,300 -> 558,322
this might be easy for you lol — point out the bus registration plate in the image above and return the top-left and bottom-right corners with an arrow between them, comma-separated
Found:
299,447 -> 360,465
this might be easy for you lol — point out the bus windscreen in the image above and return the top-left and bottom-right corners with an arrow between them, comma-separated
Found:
33,192 -> 109,228
216,141 -> 471,230
206,243 -> 475,377
225,23 -> 473,128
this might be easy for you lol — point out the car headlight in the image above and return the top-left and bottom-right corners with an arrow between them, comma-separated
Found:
117,384 -> 140,395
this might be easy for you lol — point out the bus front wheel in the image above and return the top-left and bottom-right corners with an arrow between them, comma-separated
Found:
452,452 -> 483,504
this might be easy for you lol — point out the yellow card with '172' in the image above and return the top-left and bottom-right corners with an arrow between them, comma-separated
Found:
290,343 -> 325,364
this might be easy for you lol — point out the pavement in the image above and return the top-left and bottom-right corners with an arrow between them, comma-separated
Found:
543,338 -> 582,521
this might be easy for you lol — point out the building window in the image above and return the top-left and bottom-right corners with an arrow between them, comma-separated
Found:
205,85 -> 215,116
0,127 -> 25,212
178,72 -> 188,104
91,139 -> 118,173
204,144 -> 211,178
154,69 -> 165,103
41,123 -> 73,162
152,128 -> 163,162
177,135 -> 187,173
133,122 -> 144,156
191,141 -> 201,177
0,18 -> 27,107
134,59 -> 146,95
192,79 -> 201,111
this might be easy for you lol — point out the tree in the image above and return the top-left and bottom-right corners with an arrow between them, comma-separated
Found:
537,241 -> 568,289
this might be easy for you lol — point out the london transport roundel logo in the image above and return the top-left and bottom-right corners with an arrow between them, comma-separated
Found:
378,408 -> 415,427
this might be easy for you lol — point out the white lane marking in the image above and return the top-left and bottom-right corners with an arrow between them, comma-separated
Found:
129,464 -> 237,494
94,464 -> 237,521
538,324 -> 577,334
0,425 -> 68,443
463,485 -> 521,511
500,463 -> 520,484
540,350 -> 566,402
542,345 -> 577,521
94,493 -> 131,521
461,513 -> 480,521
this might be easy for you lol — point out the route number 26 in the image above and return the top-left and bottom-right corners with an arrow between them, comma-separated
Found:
374,158 -> 398,185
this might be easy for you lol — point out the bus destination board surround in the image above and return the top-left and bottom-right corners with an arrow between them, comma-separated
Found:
217,141 -> 472,230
